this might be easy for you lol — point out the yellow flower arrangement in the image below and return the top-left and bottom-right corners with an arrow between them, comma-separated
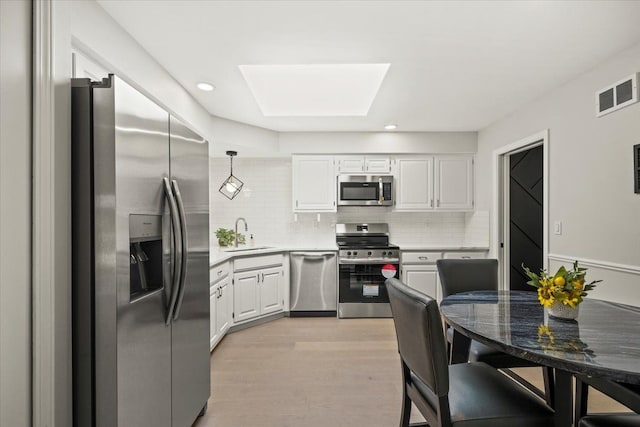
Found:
522,261 -> 601,308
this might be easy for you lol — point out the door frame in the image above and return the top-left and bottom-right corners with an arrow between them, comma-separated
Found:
492,129 -> 549,290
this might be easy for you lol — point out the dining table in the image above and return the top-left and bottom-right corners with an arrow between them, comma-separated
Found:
440,290 -> 640,427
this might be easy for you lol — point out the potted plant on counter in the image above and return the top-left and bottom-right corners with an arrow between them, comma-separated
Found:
215,228 -> 245,247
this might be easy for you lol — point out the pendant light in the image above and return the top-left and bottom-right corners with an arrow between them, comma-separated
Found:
219,151 -> 244,200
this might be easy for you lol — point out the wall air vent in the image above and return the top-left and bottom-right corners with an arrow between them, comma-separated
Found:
634,144 -> 640,194
596,73 -> 638,117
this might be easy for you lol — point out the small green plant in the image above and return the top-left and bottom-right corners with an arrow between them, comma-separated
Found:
215,228 -> 245,247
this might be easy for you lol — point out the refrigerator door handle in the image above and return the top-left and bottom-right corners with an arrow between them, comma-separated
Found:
163,177 -> 182,325
171,179 -> 189,320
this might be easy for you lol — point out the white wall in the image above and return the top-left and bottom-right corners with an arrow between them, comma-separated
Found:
0,1 -> 32,425
210,158 -> 488,249
278,131 -> 477,156
476,41 -> 640,304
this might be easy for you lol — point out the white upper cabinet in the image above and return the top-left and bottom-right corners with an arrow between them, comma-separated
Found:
435,155 -> 474,210
394,155 -> 474,211
394,157 -> 434,211
292,155 -> 337,212
365,156 -> 391,174
336,155 -> 365,173
336,155 -> 391,174
291,154 -> 473,212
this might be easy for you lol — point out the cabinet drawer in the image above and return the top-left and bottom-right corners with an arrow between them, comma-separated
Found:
234,254 -> 284,272
210,261 -> 230,285
336,155 -> 365,173
443,251 -> 487,260
401,251 -> 443,265
365,157 -> 391,173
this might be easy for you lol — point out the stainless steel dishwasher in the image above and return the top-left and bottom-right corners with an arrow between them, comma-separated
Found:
290,252 -> 337,317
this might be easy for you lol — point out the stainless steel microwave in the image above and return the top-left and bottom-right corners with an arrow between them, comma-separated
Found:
338,175 -> 393,206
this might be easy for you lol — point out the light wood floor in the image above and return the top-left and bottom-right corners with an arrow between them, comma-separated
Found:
194,317 -> 629,427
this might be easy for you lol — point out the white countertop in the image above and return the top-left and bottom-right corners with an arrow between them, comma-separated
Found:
210,243 -> 488,267
397,244 -> 490,251
210,245 -> 338,266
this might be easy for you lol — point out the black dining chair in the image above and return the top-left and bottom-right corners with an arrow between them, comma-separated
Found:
385,277 -> 554,427
436,258 -> 555,405
575,375 -> 640,427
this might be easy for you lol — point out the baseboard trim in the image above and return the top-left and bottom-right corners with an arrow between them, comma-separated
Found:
228,311 -> 286,334
548,254 -> 640,276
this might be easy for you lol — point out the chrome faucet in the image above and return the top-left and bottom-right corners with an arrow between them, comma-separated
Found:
235,217 -> 248,247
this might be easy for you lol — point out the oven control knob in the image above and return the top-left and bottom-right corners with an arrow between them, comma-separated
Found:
353,251 -> 358,256
382,251 -> 387,256
368,251 -> 372,256
388,251 -> 394,257
347,251 -> 352,256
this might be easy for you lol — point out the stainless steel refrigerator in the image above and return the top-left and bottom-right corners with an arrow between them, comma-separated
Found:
72,75 -> 210,427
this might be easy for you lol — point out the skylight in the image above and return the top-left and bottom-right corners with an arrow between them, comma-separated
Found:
238,64 -> 390,117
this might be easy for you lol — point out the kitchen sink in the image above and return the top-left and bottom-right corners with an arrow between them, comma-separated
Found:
223,246 -> 272,252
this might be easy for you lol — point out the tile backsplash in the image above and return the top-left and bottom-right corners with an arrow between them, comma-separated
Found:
210,158 -> 489,248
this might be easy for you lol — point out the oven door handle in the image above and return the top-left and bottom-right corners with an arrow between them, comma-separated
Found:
339,258 -> 399,265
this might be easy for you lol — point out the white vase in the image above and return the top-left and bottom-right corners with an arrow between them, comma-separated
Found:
548,300 -> 579,320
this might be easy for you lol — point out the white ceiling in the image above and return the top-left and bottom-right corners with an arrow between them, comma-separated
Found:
97,0 -> 640,132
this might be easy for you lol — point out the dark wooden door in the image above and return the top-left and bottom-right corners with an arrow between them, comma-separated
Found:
509,145 -> 543,291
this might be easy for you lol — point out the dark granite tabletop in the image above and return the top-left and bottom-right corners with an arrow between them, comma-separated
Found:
440,290 -> 640,385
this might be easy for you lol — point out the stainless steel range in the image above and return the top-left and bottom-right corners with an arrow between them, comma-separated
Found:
336,223 -> 400,318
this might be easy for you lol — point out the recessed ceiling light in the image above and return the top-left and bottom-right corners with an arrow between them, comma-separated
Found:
197,82 -> 215,92
238,64 -> 390,117
384,124 -> 398,130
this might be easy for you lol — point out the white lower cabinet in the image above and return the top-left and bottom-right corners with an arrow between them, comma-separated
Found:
259,266 -> 284,315
400,250 -> 488,303
210,285 -> 218,350
216,278 -> 231,338
401,251 -> 443,302
233,270 -> 261,323
403,267 -> 440,301
210,261 -> 232,351
210,280 -> 232,351
233,254 -> 285,324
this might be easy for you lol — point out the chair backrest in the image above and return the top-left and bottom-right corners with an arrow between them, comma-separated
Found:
436,259 -> 499,298
386,278 -> 449,398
